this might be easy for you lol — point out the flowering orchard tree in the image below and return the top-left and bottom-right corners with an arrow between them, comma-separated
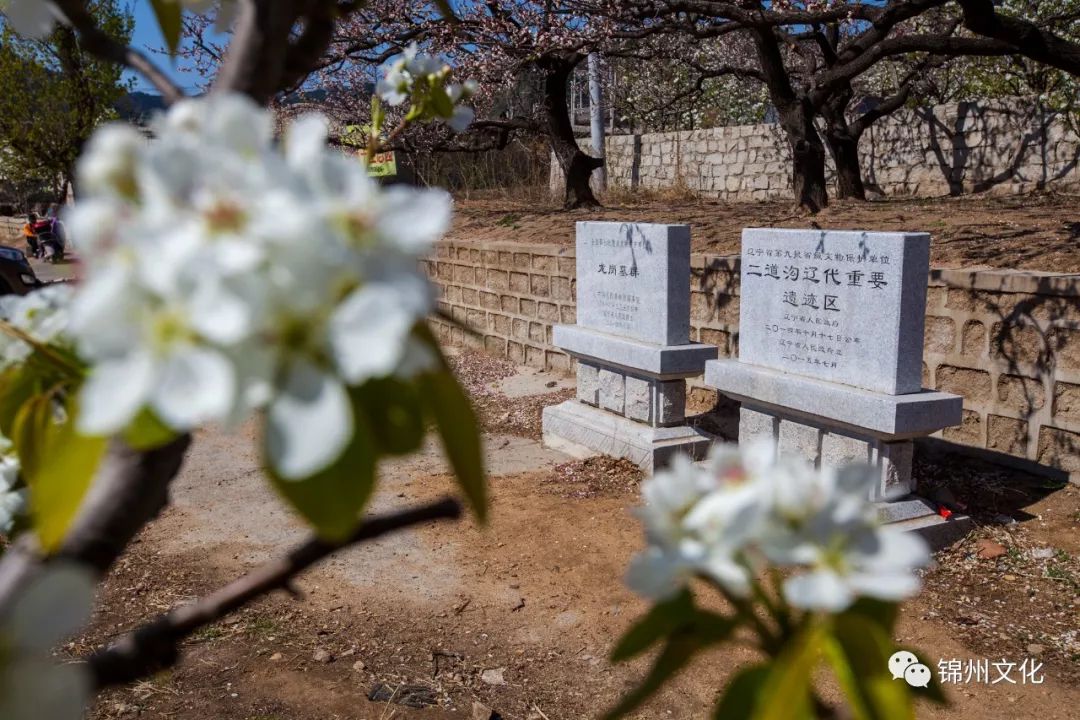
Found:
608,444 -> 946,719
422,1 -> 622,209
0,2 -> 484,718
610,1 -> 1031,211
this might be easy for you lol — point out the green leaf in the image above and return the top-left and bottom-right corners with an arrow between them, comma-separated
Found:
353,378 -> 425,456
265,394 -> 377,542
604,635 -> 699,720
712,664 -> 771,720
420,368 -> 486,522
412,324 -> 486,522
752,624 -> 823,720
122,407 -> 177,451
0,366 -> 39,437
13,391 -> 108,552
150,0 -> 183,55
430,87 -> 455,118
827,614 -> 915,720
846,597 -> 900,634
611,589 -> 695,662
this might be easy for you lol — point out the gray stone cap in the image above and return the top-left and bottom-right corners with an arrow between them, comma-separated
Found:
743,227 -> 931,244
929,268 -> 1080,297
704,359 -> 963,439
553,325 -> 717,378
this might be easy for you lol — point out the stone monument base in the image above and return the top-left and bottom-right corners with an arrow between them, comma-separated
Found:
542,401 -> 711,472
874,497 -> 973,549
705,359 -> 970,546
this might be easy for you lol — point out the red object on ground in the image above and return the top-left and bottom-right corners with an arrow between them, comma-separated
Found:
938,506 -> 953,519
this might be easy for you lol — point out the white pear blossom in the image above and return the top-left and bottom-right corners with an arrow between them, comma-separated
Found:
626,443 -> 931,612
0,284 -> 74,370
66,93 -> 449,479
375,44 -> 476,132
0,563 -> 95,720
0,433 -> 24,535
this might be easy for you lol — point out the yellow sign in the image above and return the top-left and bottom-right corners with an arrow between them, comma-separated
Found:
367,150 -> 398,177
343,124 -> 397,177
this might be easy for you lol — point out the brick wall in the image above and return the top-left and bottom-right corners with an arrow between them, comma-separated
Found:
427,240 -> 1080,480
551,99 -> 1080,201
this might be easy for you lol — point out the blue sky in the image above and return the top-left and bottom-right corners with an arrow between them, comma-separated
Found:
123,0 -> 215,93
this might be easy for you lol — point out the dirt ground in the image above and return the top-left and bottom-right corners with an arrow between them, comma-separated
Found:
448,193 -> 1080,272
65,348 -> 1080,720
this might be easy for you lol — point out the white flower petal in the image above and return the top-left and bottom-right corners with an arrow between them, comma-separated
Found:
266,360 -> 353,480
328,284 -> 418,384
77,352 -> 156,435
783,569 -> 854,612
376,187 -> 452,252
625,546 -> 691,601
150,346 -> 236,430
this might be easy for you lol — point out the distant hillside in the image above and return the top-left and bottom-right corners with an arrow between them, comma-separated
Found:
115,91 -> 169,124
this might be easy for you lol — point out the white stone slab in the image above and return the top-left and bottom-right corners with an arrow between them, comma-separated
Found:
738,228 -> 930,395
542,400 -> 710,471
575,222 -> 691,346
706,359 -> 962,439
554,325 -> 717,378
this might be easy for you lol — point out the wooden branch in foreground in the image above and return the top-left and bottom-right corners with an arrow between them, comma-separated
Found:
85,496 -> 463,689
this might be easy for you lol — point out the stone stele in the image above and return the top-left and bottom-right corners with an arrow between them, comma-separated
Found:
737,227 -> 930,395
544,221 -> 716,471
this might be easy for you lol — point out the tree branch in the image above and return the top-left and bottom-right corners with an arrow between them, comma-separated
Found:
0,436 -> 191,615
955,0 -> 1080,77
52,0 -> 187,104
85,497 -> 463,689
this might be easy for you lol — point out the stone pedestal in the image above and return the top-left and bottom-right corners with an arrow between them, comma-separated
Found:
543,326 -> 717,471
707,359 -> 968,542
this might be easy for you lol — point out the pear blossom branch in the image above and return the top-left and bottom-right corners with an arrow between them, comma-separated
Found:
85,497 -> 463,689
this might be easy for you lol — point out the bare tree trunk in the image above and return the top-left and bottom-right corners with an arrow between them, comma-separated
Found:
750,27 -> 829,213
825,128 -> 866,201
541,54 -> 602,209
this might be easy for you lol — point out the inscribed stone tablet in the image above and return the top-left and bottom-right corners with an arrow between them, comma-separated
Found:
737,228 -> 930,395
575,222 -> 691,346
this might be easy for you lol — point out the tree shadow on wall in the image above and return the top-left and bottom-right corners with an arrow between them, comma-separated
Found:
913,102 -> 1080,196
920,271 -> 1079,521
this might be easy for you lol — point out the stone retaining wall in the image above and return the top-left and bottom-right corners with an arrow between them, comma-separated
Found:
551,99 -> 1080,200
425,241 -> 1080,479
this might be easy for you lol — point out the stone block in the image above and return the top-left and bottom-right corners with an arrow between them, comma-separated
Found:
821,431 -> 871,468
996,374 -> 1045,415
739,406 -> 777,447
599,368 -> 625,414
655,381 -> 686,427
872,441 -> 913,501
705,360 -> 963,439
737,228 -> 931,395
987,414 -> 1028,455
577,363 -> 600,405
554,325 -> 717,378
935,365 -> 991,398
778,419 -> 821,466
542,400 -> 710,472
625,375 -> 652,423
